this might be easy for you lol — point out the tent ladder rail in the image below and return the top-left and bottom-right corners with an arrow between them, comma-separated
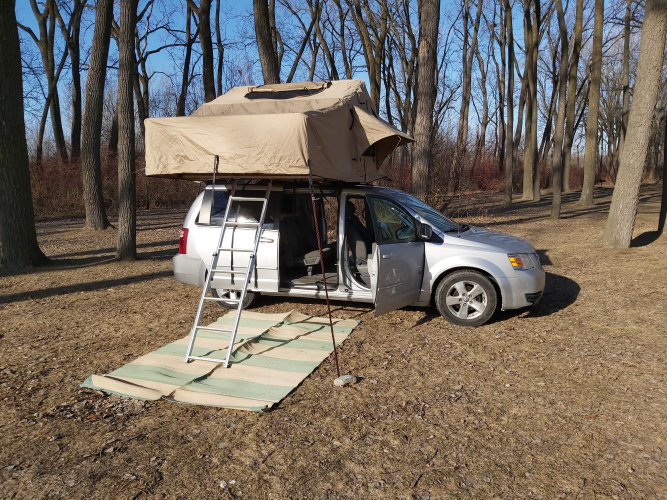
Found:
184,173 -> 272,368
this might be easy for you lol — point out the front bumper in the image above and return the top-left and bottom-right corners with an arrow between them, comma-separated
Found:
497,268 -> 546,310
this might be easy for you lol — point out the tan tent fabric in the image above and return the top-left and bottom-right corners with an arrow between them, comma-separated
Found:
145,80 -> 412,182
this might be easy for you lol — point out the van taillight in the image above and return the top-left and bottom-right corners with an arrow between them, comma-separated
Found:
178,228 -> 189,254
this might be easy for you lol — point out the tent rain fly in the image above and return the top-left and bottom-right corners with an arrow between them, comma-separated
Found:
145,80 -> 412,183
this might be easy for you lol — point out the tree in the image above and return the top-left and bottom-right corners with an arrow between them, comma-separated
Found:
503,0 -> 515,206
579,0 -> 604,207
215,0 -> 224,96
602,0 -> 667,247
81,0 -> 114,230
521,0 -> 541,201
18,0 -> 69,163
348,0 -> 389,111
254,0 -> 281,84
561,0 -> 584,193
616,0 -> 633,168
116,0 -> 138,261
55,0 -> 87,160
0,2 -> 47,269
189,0 -> 216,101
177,3 -> 197,116
550,0 -> 570,219
411,0 -> 441,201
447,0 -> 483,194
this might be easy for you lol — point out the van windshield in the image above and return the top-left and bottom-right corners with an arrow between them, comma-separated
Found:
392,192 -> 460,233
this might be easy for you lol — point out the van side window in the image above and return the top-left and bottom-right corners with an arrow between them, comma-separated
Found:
368,197 -> 417,243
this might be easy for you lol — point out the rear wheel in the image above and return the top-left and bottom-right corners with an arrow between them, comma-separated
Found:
211,289 -> 256,310
435,270 -> 497,326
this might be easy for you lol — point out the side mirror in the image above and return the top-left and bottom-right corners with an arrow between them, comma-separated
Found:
419,223 -> 433,240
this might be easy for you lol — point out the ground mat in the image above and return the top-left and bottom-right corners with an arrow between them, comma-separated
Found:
82,310 -> 358,411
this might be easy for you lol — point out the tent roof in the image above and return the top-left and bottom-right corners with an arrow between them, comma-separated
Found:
145,80 -> 412,182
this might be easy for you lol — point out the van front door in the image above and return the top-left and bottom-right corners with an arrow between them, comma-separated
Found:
367,196 -> 425,316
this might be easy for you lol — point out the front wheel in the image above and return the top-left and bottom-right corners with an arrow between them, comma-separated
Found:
211,289 -> 256,310
435,271 -> 497,326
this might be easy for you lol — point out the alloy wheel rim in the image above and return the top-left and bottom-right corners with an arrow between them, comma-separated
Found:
445,280 -> 487,320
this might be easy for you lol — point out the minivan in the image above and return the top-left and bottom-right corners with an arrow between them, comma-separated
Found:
174,182 -> 545,326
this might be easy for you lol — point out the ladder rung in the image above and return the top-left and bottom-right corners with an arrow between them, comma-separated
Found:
210,268 -> 250,274
218,247 -> 253,252
195,325 -> 233,333
225,221 -> 260,227
204,296 -> 240,303
186,355 -> 227,364
230,196 -> 267,202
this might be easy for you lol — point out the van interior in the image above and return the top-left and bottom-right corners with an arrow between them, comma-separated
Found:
205,183 -> 381,293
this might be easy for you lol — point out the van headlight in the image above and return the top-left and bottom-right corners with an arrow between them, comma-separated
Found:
508,253 -> 535,270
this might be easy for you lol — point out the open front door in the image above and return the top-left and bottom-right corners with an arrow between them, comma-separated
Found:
367,196 -> 425,317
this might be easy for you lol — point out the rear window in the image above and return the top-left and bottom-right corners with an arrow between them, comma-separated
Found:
198,190 -> 272,226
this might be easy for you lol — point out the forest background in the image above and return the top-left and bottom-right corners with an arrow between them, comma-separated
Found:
2,0 -> 666,268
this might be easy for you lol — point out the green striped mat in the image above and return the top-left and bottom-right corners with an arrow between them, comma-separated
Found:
82,310 -> 358,411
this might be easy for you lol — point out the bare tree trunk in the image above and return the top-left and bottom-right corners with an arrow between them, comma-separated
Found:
284,7 -> 317,82
55,0 -> 86,160
254,0 -> 281,84
133,70 -> 147,141
109,108 -> 118,155
177,4 -> 195,116
616,0 -> 632,162
308,0 -> 340,80
116,0 -> 138,261
81,0 -> 113,230
333,0 -> 353,79
411,0 -> 440,201
659,113 -> 667,235
579,0 -> 604,207
348,0 -> 388,111
521,1 -> 535,200
562,0 -> 584,193
190,0 -> 216,101
602,0 -> 667,247
551,0 -> 570,219
513,77 -> 526,147
530,0 -> 540,201
504,0 -> 514,206
493,1 -> 506,173
20,0 -> 69,162
0,2 -> 47,269
34,44 -> 69,163
448,0 -> 483,193
473,47 -> 489,178
215,0 -> 224,97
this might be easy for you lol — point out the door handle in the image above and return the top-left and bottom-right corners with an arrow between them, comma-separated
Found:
381,253 -> 393,259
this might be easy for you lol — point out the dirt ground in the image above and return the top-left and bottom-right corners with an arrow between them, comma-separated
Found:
1,184 -> 665,499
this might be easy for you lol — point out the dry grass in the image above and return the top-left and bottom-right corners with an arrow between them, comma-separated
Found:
0,184 -> 665,499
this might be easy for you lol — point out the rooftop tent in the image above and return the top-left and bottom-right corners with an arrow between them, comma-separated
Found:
145,80 -> 412,182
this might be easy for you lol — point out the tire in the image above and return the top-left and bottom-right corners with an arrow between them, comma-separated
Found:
210,289 -> 257,310
435,270 -> 497,326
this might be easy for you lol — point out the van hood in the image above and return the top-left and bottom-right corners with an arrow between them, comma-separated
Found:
446,226 -> 536,253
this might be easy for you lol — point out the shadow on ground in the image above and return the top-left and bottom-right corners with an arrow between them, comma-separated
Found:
0,270 -> 173,304
631,231 -> 663,247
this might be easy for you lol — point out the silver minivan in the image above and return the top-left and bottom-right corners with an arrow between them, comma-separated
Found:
174,183 -> 545,326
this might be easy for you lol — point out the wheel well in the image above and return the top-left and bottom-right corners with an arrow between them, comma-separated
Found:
431,267 -> 502,309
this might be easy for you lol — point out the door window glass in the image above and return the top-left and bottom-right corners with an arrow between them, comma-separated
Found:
368,197 -> 417,243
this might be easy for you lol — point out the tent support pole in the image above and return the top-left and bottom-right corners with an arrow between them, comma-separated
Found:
308,161 -> 341,378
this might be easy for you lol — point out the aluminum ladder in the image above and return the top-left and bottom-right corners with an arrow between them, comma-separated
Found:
184,179 -> 272,368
